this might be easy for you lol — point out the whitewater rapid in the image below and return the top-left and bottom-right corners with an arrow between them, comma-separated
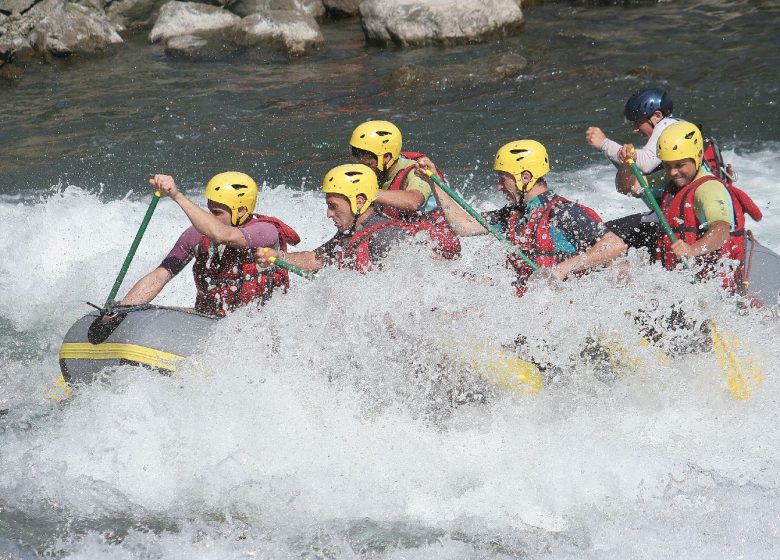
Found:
0,150 -> 778,558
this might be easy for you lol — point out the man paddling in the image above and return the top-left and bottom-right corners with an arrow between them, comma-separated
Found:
348,120 -> 460,259
255,163 -> 445,273
622,122 -> 762,292
428,139 -> 626,296
585,86 -> 680,256
119,172 -> 300,317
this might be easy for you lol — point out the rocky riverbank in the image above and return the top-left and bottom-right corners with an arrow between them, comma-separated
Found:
0,0 -> 525,78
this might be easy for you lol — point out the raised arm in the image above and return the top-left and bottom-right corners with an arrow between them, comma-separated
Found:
152,174 -> 247,247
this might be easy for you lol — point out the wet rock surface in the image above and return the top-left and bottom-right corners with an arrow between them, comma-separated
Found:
323,0 -> 360,17
148,1 -> 240,44
237,9 -> 323,55
360,0 -> 524,47
0,0 -> 122,70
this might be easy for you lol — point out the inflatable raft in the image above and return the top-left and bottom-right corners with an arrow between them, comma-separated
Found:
58,305 -> 216,387
745,234 -> 780,307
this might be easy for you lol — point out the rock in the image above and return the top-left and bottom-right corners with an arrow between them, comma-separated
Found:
360,0 -> 524,47
164,32 -> 209,56
626,65 -> 661,79
107,0 -> 169,29
31,1 -> 122,55
1,0 -> 38,16
493,52 -> 527,79
0,61 -> 23,79
149,1 -> 239,43
323,0 -> 360,17
386,64 -> 438,89
236,9 -> 323,54
230,0 -> 325,19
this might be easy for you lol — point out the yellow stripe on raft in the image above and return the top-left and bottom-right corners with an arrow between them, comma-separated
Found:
59,342 -> 184,371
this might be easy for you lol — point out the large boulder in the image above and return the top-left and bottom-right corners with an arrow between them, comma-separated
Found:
360,0 -> 524,47
1,0 -> 38,15
148,1 -> 239,43
323,0 -> 361,17
230,0 -> 325,19
31,1 -> 122,54
0,0 -> 122,66
106,0 -> 170,29
236,9 -> 323,54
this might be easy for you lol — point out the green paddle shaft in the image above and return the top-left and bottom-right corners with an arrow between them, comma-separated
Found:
270,256 -> 316,280
627,159 -> 677,243
627,159 -> 692,273
425,170 -> 538,270
104,191 -> 161,308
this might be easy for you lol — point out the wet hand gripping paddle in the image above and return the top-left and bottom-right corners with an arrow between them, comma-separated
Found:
627,159 -> 763,400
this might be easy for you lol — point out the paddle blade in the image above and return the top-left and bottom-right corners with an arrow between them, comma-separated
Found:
710,322 -> 764,400
47,373 -> 74,402
467,345 -> 543,397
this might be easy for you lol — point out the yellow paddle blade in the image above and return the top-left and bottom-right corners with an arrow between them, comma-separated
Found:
467,345 -> 542,397
46,373 -> 74,402
710,321 -> 764,401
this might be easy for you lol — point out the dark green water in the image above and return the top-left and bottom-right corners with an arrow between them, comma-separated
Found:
1,0 -> 777,199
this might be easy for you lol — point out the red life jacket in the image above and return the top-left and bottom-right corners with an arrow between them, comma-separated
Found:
702,135 -> 736,186
657,174 -> 763,292
336,218 -> 419,273
193,214 -> 301,317
505,195 -> 603,297
380,151 -> 461,260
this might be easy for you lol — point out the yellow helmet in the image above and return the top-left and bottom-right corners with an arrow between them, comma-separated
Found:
204,172 -> 258,226
349,120 -> 402,172
322,164 -> 378,216
493,139 -> 550,192
657,121 -> 704,168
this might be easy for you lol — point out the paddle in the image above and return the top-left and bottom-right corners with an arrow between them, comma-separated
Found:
267,255 -> 317,280
104,191 -> 161,308
422,169 -> 538,270
626,158 -> 763,399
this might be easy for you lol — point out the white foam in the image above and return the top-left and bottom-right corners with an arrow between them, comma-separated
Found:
1,148 -> 779,557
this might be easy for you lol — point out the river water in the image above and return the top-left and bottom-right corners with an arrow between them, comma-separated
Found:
1,1 -> 779,558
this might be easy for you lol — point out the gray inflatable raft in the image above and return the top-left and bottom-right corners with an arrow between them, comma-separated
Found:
59,305 -> 217,386
745,234 -> 780,307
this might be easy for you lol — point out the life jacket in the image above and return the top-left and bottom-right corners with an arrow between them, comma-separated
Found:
193,214 -> 301,317
505,195 -> 603,297
702,134 -> 736,186
657,175 -> 762,293
335,214 -> 454,273
380,151 -> 461,260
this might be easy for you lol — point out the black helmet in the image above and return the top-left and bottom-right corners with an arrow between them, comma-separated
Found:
624,87 -> 673,122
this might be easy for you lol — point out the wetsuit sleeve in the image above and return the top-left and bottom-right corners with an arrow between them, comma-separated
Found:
241,220 -> 281,249
694,180 -> 735,230
367,225 -> 411,263
481,206 -> 512,233
159,226 -> 200,277
549,204 -> 608,250
313,234 -> 343,266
